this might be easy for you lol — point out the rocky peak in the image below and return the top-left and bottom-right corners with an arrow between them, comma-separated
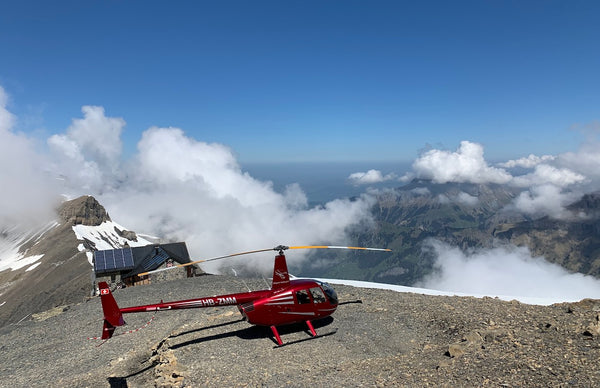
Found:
58,195 -> 111,226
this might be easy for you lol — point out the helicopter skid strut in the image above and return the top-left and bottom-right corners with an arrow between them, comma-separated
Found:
271,320 -> 318,347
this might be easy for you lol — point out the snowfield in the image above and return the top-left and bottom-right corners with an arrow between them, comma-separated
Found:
0,221 -> 58,272
72,220 -> 154,264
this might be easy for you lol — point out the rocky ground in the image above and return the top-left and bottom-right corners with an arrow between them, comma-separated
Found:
2,274 -> 600,387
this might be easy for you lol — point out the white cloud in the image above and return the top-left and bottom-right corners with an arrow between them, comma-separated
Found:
456,191 -> 479,206
399,171 -> 415,183
0,87 -> 16,132
558,124 -> 600,182
0,91 -> 375,275
511,164 -> 586,188
404,137 -> 600,219
348,169 -> 397,185
412,141 -> 512,184
0,87 -> 59,225
498,154 -> 555,168
416,239 -> 600,301
511,184 -> 581,219
411,187 -> 430,196
87,126 -> 375,273
48,106 -> 125,192
436,192 -> 479,206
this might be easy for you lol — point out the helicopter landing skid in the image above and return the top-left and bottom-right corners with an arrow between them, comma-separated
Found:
272,328 -> 338,348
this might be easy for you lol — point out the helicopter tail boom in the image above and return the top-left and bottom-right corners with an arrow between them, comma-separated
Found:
98,281 -> 125,339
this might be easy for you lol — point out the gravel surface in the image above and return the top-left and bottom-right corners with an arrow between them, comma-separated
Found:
2,274 -> 600,387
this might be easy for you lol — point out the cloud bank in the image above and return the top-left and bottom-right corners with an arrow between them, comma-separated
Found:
406,139 -> 597,219
350,136 -> 598,219
0,87 -> 60,225
0,89 -> 374,274
417,239 -> 600,301
99,126 -> 375,271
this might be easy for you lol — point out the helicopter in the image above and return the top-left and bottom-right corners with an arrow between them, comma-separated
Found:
98,245 -> 391,346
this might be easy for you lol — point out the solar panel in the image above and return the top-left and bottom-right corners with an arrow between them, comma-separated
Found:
142,249 -> 170,270
94,247 -> 134,273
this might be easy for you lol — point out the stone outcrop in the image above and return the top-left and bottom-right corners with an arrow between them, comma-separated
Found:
58,195 -> 111,226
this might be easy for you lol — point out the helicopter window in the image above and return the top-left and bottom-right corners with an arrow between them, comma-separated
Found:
318,281 -> 338,305
309,287 -> 326,303
296,289 -> 311,304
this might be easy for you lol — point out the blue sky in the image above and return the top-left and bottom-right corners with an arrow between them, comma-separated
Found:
1,1 -> 599,163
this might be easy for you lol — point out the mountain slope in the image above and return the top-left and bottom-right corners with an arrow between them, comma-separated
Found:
494,192 -> 600,276
301,180 -> 523,284
302,181 -> 600,285
0,196 -> 151,327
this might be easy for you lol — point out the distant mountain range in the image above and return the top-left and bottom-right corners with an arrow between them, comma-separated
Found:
494,192 -> 600,276
300,180 -> 600,284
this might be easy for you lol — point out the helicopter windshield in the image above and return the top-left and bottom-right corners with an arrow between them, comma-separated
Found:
318,281 -> 338,305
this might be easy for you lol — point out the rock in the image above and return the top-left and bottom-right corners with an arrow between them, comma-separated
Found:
114,226 -> 138,242
58,195 -> 111,226
463,330 -> 483,344
481,328 -> 513,343
446,330 -> 483,358
447,342 -> 467,358
583,313 -> 600,337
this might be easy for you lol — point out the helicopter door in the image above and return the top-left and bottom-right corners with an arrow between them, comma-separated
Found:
295,289 -> 311,304
294,289 -> 316,318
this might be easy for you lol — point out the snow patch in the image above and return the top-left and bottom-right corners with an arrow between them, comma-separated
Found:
72,220 -> 153,252
0,221 -> 58,272
26,262 -> 42,272
3,254 -> 45,271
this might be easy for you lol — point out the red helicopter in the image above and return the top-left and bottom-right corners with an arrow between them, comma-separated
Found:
98,245 -> 390,346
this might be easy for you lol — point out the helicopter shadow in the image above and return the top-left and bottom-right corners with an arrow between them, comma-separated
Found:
107,317 -> 337,386
170,316 -> 336,349
107,364 -> 155,388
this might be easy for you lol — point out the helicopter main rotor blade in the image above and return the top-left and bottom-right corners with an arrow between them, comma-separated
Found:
288,245 -> 392,252
138,244 -> 391,276
138,248 -> 275,276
